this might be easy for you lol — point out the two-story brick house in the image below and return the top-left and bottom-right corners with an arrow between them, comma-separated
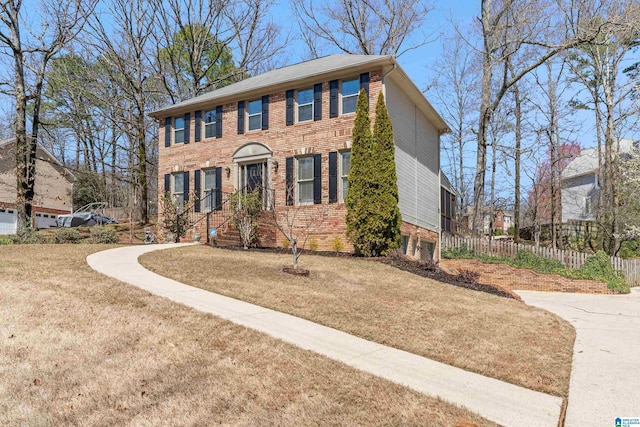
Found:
150,55 -> 449,259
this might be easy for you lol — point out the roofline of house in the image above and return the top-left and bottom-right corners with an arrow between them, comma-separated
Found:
385,64 -> 449,134
149,56 -> 395,119
0,137 -> 75,183
561,169 -> 597,181
148,56 -> 451,134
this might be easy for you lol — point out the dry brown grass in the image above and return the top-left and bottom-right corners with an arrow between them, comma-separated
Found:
140,246 -> 575,397
0,244 -> 495,426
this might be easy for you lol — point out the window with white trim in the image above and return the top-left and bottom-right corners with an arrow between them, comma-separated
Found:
340,151 -> 350,201
341,78 -> 359,114
173,173 -> 184,208
247,99 -> 262,131
297,88 -> 313,122
203,169 -> 218,212
204,109 -> 216,138
174,116 -> 185,144
297,157 -> 314,205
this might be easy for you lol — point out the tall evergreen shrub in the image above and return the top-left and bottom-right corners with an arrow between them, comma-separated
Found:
372,92 -> 401,254
345,89 -> 373,254
345,90 -> 402,256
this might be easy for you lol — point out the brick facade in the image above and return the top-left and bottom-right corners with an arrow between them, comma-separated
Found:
441,259 -> 618,294
157,66 -> 442,257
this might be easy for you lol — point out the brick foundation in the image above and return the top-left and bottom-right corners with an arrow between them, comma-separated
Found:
441,259 -> 617,294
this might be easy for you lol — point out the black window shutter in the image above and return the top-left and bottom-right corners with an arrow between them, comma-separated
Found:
194,111 -> 201,142
164,173 -> 171,196
215,167 -> 222,210
285,157 -> 294,206
329,80 -> 339,118
328,151 -> 337,203
215,106 -> 223,138
360,72 -> 370,98
183,171 -> 190,202
237,101 -> 245,134
194,170 -> 201,212
286,90 -> 294,126
262,95 -> 269,130
164,118 -> 171,147
184,113 -> 191,144
313,153 -> 322,204
313,83 -> 322,121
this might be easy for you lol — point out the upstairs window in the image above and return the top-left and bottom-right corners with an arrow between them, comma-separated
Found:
297,88 -> 313,122
341,78 -> 359,114
297,157 -> 314,205
174,116 -> 185,144
248,99 -> 262,131
204,109 -> 216,138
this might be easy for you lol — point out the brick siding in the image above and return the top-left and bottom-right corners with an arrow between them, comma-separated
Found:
158,68 -> 441,257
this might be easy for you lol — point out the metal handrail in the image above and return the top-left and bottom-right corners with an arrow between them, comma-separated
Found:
204,185 -> 276,244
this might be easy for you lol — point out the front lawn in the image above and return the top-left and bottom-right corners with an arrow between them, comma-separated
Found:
0,245 -> 494,426
141,245 -> 575,397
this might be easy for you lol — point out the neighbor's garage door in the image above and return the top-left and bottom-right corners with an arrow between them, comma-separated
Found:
0,208 -> 17,235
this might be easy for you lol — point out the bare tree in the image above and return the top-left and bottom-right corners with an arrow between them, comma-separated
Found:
428,32 -> 479,220
470,0 -> 599,233
88,0 -> 161,224
0,0 -> 96,229
153,0 -> 286,102
291,0 -> 434,57
270,184 -> 328,270
567,0 -> 640,254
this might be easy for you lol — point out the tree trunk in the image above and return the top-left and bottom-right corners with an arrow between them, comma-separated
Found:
10,7 -> 30,230
513,82 -> 522,242
136,91 -> 148,224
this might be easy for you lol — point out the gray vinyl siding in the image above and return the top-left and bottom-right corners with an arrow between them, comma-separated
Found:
385,78 -> 440,232
561,173 -> 597,222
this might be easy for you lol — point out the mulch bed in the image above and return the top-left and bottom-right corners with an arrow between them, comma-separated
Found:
203,243 -> 519,300
375,256 -> 521,300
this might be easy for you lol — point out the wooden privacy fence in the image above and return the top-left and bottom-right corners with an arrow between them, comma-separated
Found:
441,235 -> 640,286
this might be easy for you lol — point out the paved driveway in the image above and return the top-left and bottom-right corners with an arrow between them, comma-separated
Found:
517,288 -> 640,427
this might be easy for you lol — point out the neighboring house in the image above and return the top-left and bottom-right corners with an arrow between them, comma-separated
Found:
0,138 -> 73,234
494,209 -> 513,235
150,54 -> 449,260
461,206 -> 513,236
561,139 -> 635,223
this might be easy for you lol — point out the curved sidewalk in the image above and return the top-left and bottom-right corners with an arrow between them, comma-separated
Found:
517,289 -> 640,427
87,244 -> 562,427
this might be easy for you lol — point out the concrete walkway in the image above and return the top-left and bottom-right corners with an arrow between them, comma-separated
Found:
517,289 -> 640,427
87,244 -> 563,427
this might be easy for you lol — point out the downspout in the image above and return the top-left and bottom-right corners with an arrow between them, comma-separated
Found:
438,167 -> 442,262
381,63 -> 397,99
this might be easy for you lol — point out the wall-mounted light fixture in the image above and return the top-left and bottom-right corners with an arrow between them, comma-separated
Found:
225,166 -> 231,178
272,160 -> 279,172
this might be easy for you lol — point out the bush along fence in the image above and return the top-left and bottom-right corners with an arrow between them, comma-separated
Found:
441,235 -> 640,289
